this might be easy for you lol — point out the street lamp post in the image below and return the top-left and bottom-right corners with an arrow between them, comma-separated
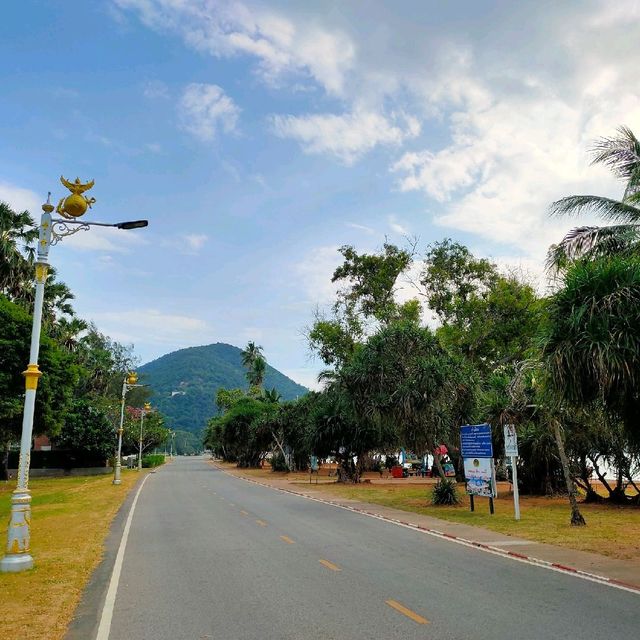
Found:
0,177 -> 148,573
138,403 -> 151,471
113,372 -> 141,485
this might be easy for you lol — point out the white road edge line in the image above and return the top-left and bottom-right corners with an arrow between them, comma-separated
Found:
96,474 -> 151,640
214,466 -> 640,597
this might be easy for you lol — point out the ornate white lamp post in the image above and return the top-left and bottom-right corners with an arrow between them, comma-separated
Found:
138,402 -> 151,471
1,177 -> 148,573
114,372 -> 141,485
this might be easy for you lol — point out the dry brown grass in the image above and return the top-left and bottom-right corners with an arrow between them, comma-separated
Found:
0,471 -> 143,639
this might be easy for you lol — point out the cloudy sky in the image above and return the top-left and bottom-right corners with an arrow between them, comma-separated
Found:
1,1 -> 639,389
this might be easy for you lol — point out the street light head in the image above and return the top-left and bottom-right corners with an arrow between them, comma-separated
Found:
127,372 -> 138,385
116,220 -> 148,230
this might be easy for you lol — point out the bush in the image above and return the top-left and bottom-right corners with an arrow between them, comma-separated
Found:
142,454 -> 165,468
431,479 -> 461,505
270,452 -> 289,472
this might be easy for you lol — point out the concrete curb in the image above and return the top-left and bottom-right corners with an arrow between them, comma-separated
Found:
212,463 -> 640,596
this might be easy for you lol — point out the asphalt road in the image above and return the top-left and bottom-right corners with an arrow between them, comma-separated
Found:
99,457 -> 637,640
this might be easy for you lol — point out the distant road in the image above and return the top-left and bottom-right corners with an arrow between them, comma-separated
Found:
91,457 -> 637,639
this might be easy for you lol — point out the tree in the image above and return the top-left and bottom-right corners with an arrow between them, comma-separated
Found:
332,243 -> 413,325
241,341 -> 267,393
0,201 -> 37,300
52,400 -> 115,463
0,294 -> 78,478
341,320 -> 474,480
549,126 -> 640,267
308,242 -> 417,368
122,407 -> 170,456
540,255 -> 640,441
421,239 -> 539,369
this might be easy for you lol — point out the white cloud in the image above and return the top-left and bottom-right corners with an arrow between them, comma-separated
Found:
272,110 -> 420,164
388,215 -> 409,236
89,308 -> 212,348
115,0 -> 355,96
58,224 -> 148,253
143,79 -> 169,99
179,83 -> 240,141
183,233 -> 208,252
0,181 -> 42,214
345,222 -> 375,235
118,0 -> 640,269
295,245 -> 343,305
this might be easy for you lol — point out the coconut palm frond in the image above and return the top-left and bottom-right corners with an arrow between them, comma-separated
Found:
546,224 -> 640,270
590,125 -> 640,181
550,195 -> 640,223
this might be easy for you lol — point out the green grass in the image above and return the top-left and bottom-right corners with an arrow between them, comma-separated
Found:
0,471 -> 143,639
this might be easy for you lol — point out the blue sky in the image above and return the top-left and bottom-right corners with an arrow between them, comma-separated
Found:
1,1 -> 639,389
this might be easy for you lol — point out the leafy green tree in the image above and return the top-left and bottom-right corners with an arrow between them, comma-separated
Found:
308,242 -> 417,368
52,400 -> 114,463
122,407 -> 170,456
332,243 -> 413,324
215,387 -> 246,413
0,294 -> 79,478
422,240 -> 539,369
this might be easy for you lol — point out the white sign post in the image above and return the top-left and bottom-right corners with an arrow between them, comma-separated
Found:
504,424 -> 520,521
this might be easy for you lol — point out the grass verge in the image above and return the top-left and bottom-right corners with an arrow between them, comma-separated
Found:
0,471 -> 144,639
302,482 -> 640,560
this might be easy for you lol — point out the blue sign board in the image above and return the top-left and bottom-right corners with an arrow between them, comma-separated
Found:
460,424 -> 493,458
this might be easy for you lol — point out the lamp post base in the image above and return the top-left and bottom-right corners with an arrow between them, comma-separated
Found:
0,552 -> 34,573
113,457 -> 122,485
1,489 -> 33,573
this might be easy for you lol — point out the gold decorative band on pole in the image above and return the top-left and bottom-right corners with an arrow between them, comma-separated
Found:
23,364 -> 42,391
34,263 -> 49,283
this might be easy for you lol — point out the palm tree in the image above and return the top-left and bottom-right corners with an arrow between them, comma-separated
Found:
247,355 -> 266,390
50,316 -> 89,352
242,341 -> 266,392
0,201 -> 37,299
549,126 -> 640,268
241,341 -> 263,369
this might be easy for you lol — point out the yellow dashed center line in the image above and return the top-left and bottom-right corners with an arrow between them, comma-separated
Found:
385,599 -> 429,625
256,519 -> 268,527
279,535 -> 295,544
319,559 -> 341,572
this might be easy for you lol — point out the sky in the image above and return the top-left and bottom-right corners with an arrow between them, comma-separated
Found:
1,0 -> 639,390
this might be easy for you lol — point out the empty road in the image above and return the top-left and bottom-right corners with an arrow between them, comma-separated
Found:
80,457 -> 638,639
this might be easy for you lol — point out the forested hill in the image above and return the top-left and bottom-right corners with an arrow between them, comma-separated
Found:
137,343 -> 309,433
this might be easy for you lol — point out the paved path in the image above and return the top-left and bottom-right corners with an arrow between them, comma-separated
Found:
84,457 -> 638,639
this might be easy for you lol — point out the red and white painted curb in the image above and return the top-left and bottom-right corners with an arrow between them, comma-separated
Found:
211,464 -> 640,595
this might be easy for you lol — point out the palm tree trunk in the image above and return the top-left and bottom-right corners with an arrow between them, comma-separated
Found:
552,420 -> 586,526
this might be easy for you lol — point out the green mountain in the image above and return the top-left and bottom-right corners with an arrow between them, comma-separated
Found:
137,343 -> 309,433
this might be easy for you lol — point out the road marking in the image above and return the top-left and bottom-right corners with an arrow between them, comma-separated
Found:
96,474 -> 151,640
240,510 -> 249,516
280,535 -> 295,544
319,559 -> 341,571
385,599 -> 429,625
256,519 -> 267,527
